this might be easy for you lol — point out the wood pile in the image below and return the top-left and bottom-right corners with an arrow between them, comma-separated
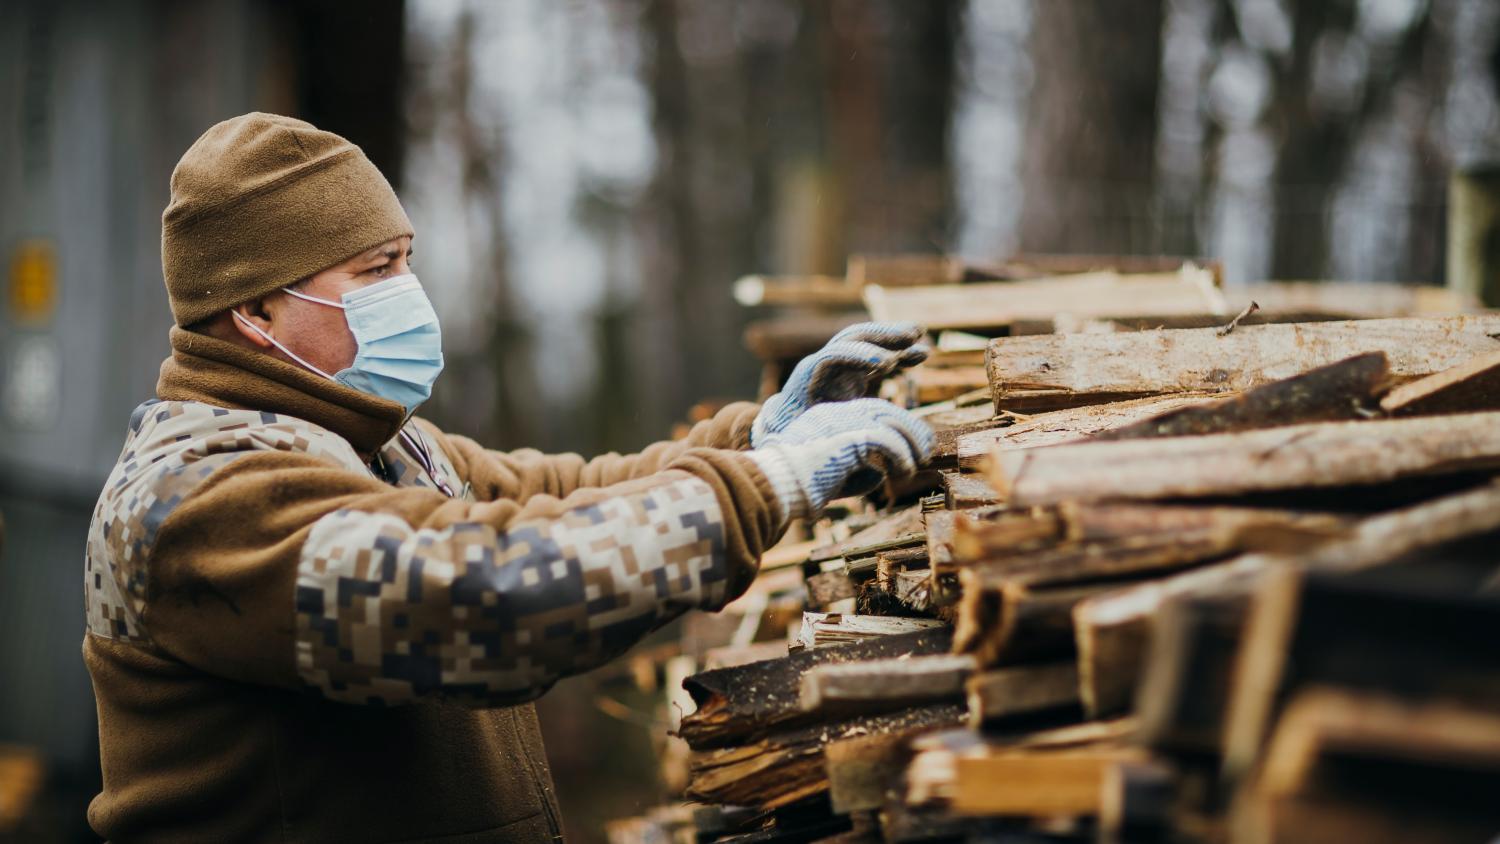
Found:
607,255 -> 1500,843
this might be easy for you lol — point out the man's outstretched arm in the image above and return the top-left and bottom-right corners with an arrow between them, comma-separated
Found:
108,445 -> 780,707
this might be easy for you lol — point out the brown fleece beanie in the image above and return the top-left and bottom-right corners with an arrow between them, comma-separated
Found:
161,112 -> 413,326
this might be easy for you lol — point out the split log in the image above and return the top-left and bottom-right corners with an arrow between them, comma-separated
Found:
799,654 -> 976,716
1091,352 -> 1388,441
1379,348 -> 1500,416
793,613 -> 947,650
864,269 -> 1222,332
686,704 -> 965,810
965,662 -> 1081,727
956,394 -> 1221,471
847,253 -> 963,286
990,411 -> 1500,507
925,505 -> 1006,572
1074,479 -> 1500,717
985,314 -> 1500,412
678,627 -> 954,750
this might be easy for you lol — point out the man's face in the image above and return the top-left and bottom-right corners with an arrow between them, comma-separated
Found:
243,236 -> 414,377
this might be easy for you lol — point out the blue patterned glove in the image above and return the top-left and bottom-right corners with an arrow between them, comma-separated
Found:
747,399 -> 936,521
752,322 -> 929,448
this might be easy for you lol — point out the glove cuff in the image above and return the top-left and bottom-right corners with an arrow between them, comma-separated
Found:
745,447 -> 812,524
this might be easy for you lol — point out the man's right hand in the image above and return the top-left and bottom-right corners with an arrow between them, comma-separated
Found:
747,399 -> 935,521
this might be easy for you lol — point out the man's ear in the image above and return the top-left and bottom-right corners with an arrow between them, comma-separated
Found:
230,298 -> 274,349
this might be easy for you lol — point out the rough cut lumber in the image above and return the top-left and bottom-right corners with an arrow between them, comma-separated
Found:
1133,593 -> 1249,754
965,662 -> 1080,727
990,411 -> 1500,507
1257,687 -> 1500,798
1099,761 -> 1177,844
949,748 -> 1147,817
866,269 -> 1222,332
799,654 -> 976,716
1223,568 -> 1500,779
732,274 -> 864,307
846,253 -> 964,286
956,394 -> 1221,471
741,313 -> 866,363
825,730 -> 924,814
1235,688 -> 1500,844
794,613 -> 946,650
1379,347 -> 1500,416
805,571 -> 857,610
1242,279 -> 1476,318
985,314 -> 1500,412
885,366 -> 988,406
809,506 -> 924,563
686,704 -> 965,810
1092,352 -> 1388,441
1073,479 -> 1500,717
941,471 -> 1000,509
956,580 -> 1122,667
678,627 -> 954,750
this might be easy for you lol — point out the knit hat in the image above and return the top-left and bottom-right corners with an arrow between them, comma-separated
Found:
161,113 -> 413,326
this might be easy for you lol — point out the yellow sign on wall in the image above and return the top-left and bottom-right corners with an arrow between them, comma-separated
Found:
9,239 -> 58,325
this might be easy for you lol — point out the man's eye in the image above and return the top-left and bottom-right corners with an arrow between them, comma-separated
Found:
371,264 -> 390,277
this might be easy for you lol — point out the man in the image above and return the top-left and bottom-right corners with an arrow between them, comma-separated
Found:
83,113 -> 934,842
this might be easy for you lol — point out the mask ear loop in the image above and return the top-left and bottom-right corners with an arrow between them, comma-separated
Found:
282,287 -> 348,309
231,310 -> 338,380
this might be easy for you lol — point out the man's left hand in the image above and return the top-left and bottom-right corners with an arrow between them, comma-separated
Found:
752,321 -> 928,448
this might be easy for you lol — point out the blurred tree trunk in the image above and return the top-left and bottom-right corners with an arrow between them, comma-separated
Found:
1021,0 -> 1163,255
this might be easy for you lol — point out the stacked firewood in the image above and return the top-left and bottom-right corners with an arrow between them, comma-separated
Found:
607,256 -> 1500,843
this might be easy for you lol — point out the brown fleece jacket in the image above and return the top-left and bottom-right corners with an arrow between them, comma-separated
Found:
83,329 -> 781,843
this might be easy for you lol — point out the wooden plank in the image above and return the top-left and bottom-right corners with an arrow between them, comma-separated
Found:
990,411 -> 1500,507
741,313 -> 867,363
1379,348 -> 1500,416
809,505 -> 925,563
678,627 -> 954,750
864,268 -> 1222,332
1091,352 -> 1388,441
1099,761 -> 1176,844
1133,593 -> 1250,754
965,662 -> 1080,727
1236,688 -> 1500,844
956,580 -> 1121,667
825,730 -> 921,814
805,570 -> 857,610
1222,568 -> 1500,780
847,253 -> 963,286
956,394 -> 1222,471
799,654 -> 976,716
949,748 -> 1146,817
1241,280 -> 1476,318
885,366 -> 988,406
986,314 -> 1500,412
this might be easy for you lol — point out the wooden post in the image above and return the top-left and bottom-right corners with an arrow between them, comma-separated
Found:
1447,166 -> 1500,307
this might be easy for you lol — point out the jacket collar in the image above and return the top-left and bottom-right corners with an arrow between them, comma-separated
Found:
157,327 -> 406,457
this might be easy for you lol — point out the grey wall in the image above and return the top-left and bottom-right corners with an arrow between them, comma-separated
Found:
0,0 -> 282,828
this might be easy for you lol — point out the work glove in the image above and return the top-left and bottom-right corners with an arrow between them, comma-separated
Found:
747,399 -> 936,521
751,322 -> 929,448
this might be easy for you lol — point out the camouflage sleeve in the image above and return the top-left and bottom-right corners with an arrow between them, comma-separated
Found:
295,472 -> 731,706
435,402 -> 761,504
127,445 -> 781,707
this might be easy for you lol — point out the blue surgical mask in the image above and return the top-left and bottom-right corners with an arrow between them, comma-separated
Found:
233,274 -> 444,414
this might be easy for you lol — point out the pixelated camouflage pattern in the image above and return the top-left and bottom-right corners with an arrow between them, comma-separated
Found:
86,400 -> 366,642
294,475 -> 725,705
